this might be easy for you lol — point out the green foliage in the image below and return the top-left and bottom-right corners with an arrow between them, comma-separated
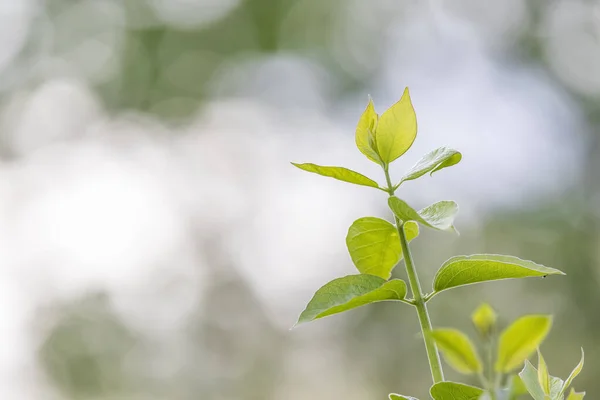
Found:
536,349 -> 551,395
518,348 -> 585,400
508,375 -> 529,398
496,315 -> 552,373
288,89 -> 584,400
519,361 -> 545,400
375,88 -> 417,164
429,329 -> 482,374
566,388 -> 585,400
426,305 -> 563,399
388,196 -> 459,233
346,218 -> 418,279
398,147 -> 462,186
471,303 -> 497,338
430,382 -> 484,400
354,89 -> 417,165
562,348 -> 585,395
355,97 -> 383,164
433,255 -> 564,294
291,163 -> 380,188
295,275 -> 407,326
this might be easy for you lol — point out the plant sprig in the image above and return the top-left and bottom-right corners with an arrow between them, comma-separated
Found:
290,88 -> 584,399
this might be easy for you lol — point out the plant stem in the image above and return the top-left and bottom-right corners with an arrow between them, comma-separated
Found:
384,166 -> 445,384
397,218 -> 445,383
486,339 -> 496,399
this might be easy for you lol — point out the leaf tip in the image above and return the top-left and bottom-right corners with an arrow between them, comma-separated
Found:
291,319 -> 307,329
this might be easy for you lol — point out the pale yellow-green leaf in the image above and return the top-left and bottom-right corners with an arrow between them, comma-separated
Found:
388,196 -> 458,233
518,361 -> 545,400
471,303 -> 497,337
549,376 -> 564,399
346,217 -> 418,279
561,348 -> 585,396
430,382 -> 484,400
537,349 -> 550,395
433,255 -> 565,294
496,315 -> 552,373
429,329 -> 482,374
295,275 -> 407,326
399,147 -> 462,184
375,87 -> 417,163
355,97 -> 382,164
291,163 -> 380,188
566,388 -> 585,400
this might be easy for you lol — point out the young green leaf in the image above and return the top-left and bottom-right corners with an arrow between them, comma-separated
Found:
537,349 -> 550,395
518,361 -> 545,400
561,348 -> 585,396
471,303 -> 497,338
496,315 -> 552,373
346,218 -> 419,279
375,87 -> 417,164
566,388 -> 585,400
291,163 -> 380,188
430,382 -> 484,400
399,147 -> 462,185
429,329 -> 482,374
295,275 -> 407,326
549,376 -> 565,399
433,254 -> 565,294
355,97 -> 382,164
388,196 -> 458,233
389,394 -> 419,400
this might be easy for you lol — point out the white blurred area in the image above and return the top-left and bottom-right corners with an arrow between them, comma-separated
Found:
0,0 -> 595,398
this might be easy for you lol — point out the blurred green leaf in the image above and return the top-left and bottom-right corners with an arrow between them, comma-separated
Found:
518,361 -> 545,400
433,255 -> 564,293
295,275 -> 407,326
429,329 -> 482,374
430,382 -> 484,400
508,375 -> 529,398
375,87 -> 417,164
561,348 -> 585,396
389,394 -> 419,400
537,349 -> 550,395
496,315 -> 552,373
471,303 -> 497,338
346,218 -> 418,279
291,163 -> 380,188
399,147 -> 462,185
355,97 -> 382,164
388,196 -> 458,233
566,388 -> 585,399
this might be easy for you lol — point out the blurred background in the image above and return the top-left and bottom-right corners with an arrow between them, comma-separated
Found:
0,0 -> 598,399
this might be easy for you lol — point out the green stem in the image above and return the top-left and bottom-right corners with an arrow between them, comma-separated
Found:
398,219 -> 445,383
487,339 -> 496,399
384,166 -> 445,384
